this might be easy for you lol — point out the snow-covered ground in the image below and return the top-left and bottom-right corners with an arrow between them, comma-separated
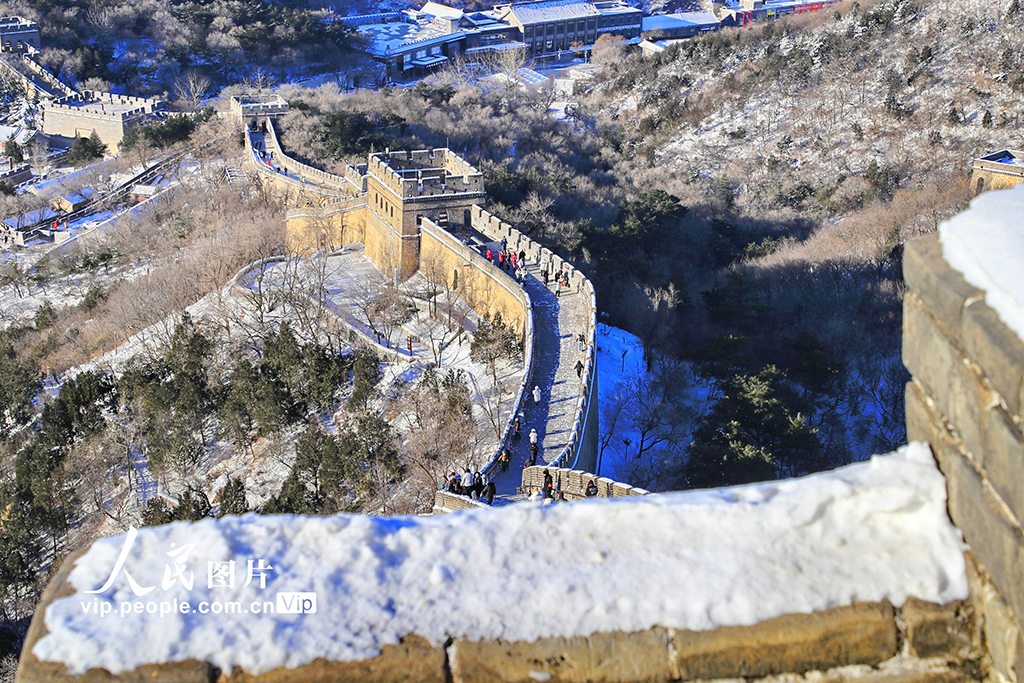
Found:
34,442 -> 966,675
595,322 -> 652,477
940,183 -> 1024,343
67,246 -> 520,530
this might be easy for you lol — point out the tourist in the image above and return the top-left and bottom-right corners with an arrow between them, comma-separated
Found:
575,359 -> 584,379
484,481 -> 496,505
486,247 -> 493,263
585,480 -> 598,497
532,385 -> 541,404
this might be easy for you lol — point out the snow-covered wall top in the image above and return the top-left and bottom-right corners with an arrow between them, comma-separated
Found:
32,443 -> 967,676
939,183 -> 1024,343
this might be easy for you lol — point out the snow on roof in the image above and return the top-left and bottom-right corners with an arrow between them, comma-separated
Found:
33,443 -> 967,676
940,182 -> 1024,342
357,19 -> 451,55
642,10 -> 720,29
979,149 -> 1024,168
420,1 -> 464,20
506,0 -> 602,24
62,187 -> 95,204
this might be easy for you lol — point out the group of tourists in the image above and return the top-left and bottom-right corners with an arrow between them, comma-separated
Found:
445,469 -> 496,504
532,469 -> 566,502
484,239 -> 529,284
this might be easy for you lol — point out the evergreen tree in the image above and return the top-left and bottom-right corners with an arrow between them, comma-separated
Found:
66,131 -> 107,166
348,348 -> 381,411
3,138 -> 23,165
218,360 -> 257,454
0,338 -> 40,441
174,485 -> 212,521
217,477 -> 249,517
141,497 -> 174,527
682,366 -> 822,490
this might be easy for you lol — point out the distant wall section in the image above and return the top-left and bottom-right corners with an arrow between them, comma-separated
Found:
470,205 -> 600,473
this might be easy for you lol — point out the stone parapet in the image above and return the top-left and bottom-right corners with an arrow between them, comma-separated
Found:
903,230 -> 1024,683
432,490 -> 488,513
18,563 -> 976,683
519,465 -> 649,499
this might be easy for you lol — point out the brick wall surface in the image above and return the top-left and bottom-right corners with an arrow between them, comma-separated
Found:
903,230 -> 1024,683
519,466 -> 649,499
18,555 -> 977,683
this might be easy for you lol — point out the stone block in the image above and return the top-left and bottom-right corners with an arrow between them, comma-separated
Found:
19,547 -> 445,682
929,430 -> 1024,635
903,293 -> 995,464
901,598 -> 976,660
961,299 -> 1024,420
450,628 -> 676,683
821,667 -> 977,683
986,407 -> 1024,528
906,380 -> 940,447
671,602 -> 897,679
903,233 -> 981,344
218,636 -> 446,683
17,546 -> 215,683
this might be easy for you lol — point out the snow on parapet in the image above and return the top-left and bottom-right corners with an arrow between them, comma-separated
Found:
33,443 -> 967,676
939,183 -> 1024,342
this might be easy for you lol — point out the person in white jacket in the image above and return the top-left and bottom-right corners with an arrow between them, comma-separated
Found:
532,385 -> 541,404
529,428 -> 538,445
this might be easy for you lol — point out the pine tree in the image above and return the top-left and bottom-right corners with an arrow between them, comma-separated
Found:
217,477 -> 249,518
682,365 -> 822,490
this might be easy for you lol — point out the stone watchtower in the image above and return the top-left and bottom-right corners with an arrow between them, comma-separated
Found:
364,149 -> 486,279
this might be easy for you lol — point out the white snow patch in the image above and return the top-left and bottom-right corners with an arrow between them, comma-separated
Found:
35,443 -> 966,675
939,183 -> 1024,343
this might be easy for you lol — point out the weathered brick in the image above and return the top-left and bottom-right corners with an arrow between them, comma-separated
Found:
903,294 -> 995,464
903,232 -> 983,345
824,668 -> 977,683
986,407 -> 1024,528
906,380 -> 944,449
961,298 -> 1024,420
902,598 -> 977,660
930,431 -> 1024,636
670,602 -> 898,680
217,636 -> 446,683
450,628 -> 676,683
17,546 -> 214,683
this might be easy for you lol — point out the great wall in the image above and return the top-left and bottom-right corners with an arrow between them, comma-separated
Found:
12,97 -> 1024,683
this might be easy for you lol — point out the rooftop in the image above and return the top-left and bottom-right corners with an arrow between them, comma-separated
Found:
976,149 -> 1024,168
356,16 -> 451,55
497,0 -> 641,24
642,10 -> 720,29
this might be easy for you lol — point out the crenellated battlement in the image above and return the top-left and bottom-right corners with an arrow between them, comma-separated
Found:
368,148 -> 485,200
43,91 -> 163,122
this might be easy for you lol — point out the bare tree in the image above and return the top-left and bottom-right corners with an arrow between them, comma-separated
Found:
173,70 -> 212,110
